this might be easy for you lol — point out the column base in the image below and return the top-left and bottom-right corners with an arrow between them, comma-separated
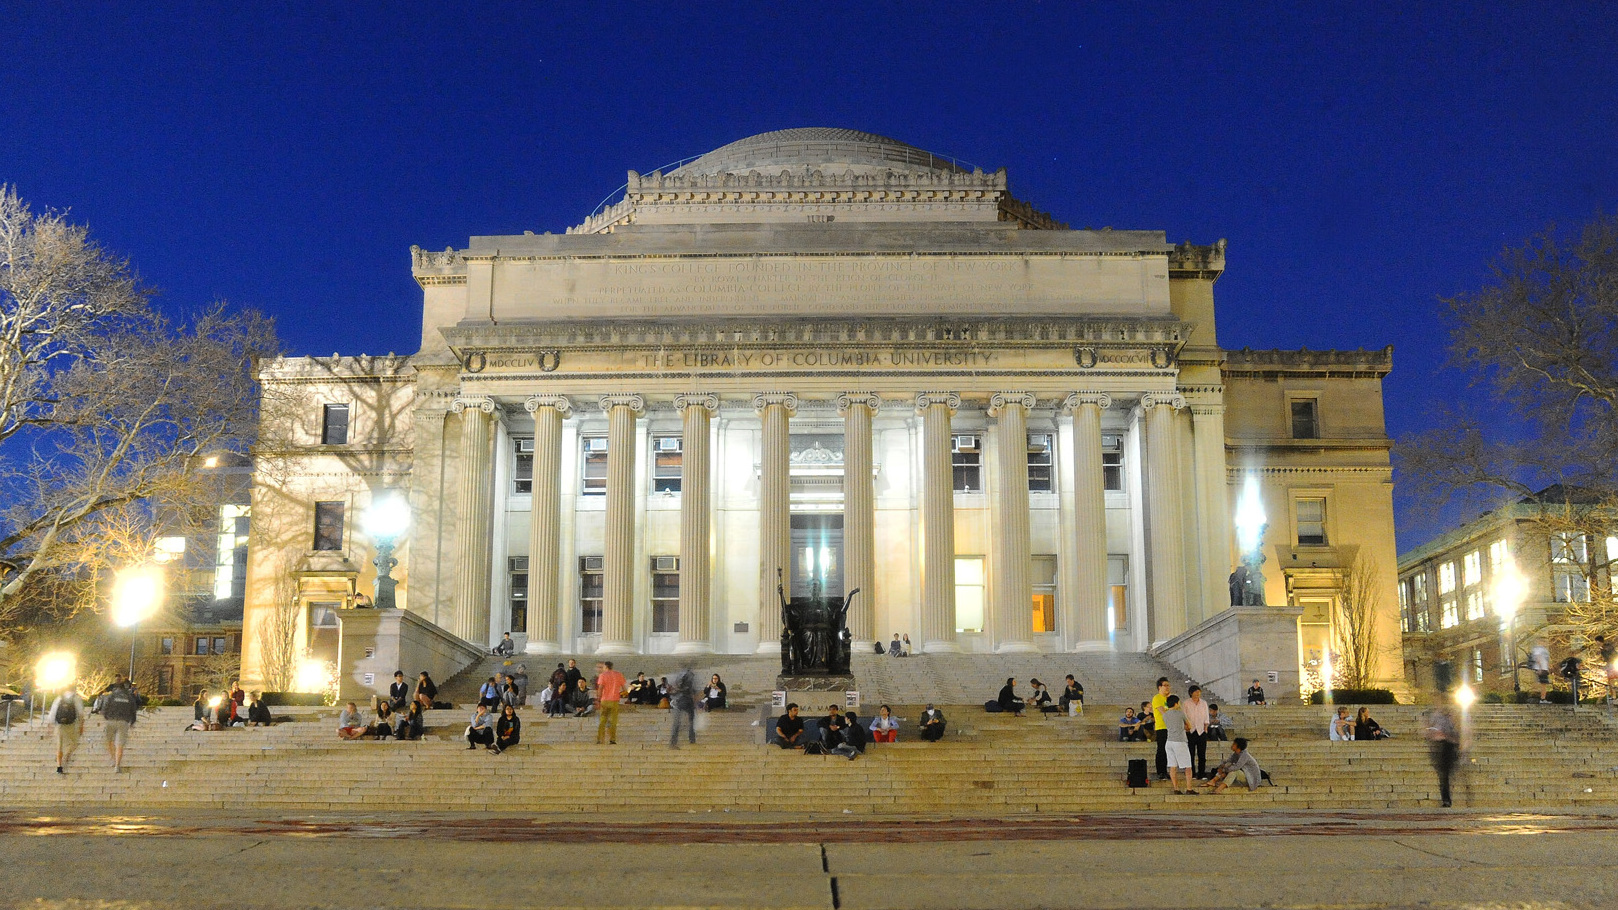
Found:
672,640 -> 714,656
595,641 -> 638,657
1070,640 -> 1114,653
755,641 -> 782,655
922,640 -> 961,654
524,641 -> 562,656
995,640 -> 1039,654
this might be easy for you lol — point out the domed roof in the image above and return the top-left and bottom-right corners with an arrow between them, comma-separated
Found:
670,128 -> 968,178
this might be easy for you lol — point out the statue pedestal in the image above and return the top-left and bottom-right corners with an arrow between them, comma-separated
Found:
775,674 -> 856,693
1150,605 -> 1303,706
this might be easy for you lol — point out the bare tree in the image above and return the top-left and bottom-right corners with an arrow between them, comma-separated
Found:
1332,551 -> 1385,690
256,557 -> 301,692
0,186 -> 278,627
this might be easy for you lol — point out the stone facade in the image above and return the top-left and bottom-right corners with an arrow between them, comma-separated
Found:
239,128 -> 1404,695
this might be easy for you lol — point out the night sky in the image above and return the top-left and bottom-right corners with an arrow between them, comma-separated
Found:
4,3 -> 1616,549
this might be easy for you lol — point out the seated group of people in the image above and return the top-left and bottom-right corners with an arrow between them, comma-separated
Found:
475,672 -> 526,711
338,696 -> 427,741
1118,701 -> 1227,743
464,702 -> 521,753
989,676 -> 1085,716
773,702 -> 946,754
189,682 -> 273,730
540,660 -> 595,717
1329,706 -> 1392,741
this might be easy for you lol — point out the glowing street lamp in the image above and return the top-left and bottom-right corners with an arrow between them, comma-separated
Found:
1455,682 -> 1477,709
1230,475 -> 1269,607
34,652 -> 76,724
1492,555 -> 1528,697
112,564 -> 165,680
364,491 -> 411,610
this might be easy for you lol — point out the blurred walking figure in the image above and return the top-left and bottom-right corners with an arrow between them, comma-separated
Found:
1426,702 -> 1463,808
669,665 -> 697,748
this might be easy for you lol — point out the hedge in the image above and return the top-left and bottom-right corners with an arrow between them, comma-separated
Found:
258,692 -> 328,707
1309,688 -> 1397,705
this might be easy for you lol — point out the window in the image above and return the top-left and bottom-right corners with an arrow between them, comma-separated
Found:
1101,435 -> 1124,491
1399,579 -> 1412,633
1411,572 -> 1430,632
212,637 -> 227,655
509,556 -> 528,634
513,438 -> 534,494
215,504 -> 250,600
581,436 -> 608,495
951,435 -> 981,492
1027,434 -> 1053,493
1031,555 -> 1057,633
1290,399 -> 1319,439
1295,498 -> 1327,546
1488,539 -> 1509,573
954,557 -> 985,633
157,666 -> 174,696
653,436 -> 682,494
1438,562 -> 1459,628
321,403 -> 350,445
194,637 -> 209,656
312,501 -> 345,551
1462,550 -> 1484,621
160,637 -> 174,656
1472,648 -> 1484,683
580,557 -> 604,633
1107,555 -> 1129,632
652,557 -> 679,632
1552,532 -> 1591,603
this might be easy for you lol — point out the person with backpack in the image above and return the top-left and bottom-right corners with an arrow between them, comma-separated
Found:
49,685 -> 86,774
669,666 -> 697,749
99,674 -> 141,772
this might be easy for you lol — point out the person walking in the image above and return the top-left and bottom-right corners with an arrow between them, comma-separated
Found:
49,685 -> 86,774
1426,702 -> 1463,808
99,674 -> 140,772
668,666 -> 697,749
594,660 -> 626,745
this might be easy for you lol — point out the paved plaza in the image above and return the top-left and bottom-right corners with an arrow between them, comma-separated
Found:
2,809 -> 1615,909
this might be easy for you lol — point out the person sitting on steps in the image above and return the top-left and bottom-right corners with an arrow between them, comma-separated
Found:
919,704 -> 946,741
701,675 -> 728,711
1246,679 -> 1267,706
1329,706 -> 1355,742
494,703 -> 521,754
1354,707 -> 1391,740
1060,675 -> 1084,713
494,632 -> 515,657
466,704 -> 497,750
821,704 -> 846,751
414,672 -> 438,710
833,710 -> 867,760
995,678 -> 1026,716
775,703 -> 805,750
396,701 -> 425,741
869,705 -> 900,743
337,702 -> 368,741
1118,707 -> 1148,742
1204,737 -> 1271,793
889,634 -> 902,657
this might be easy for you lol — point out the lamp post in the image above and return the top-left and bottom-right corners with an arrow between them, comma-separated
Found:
364,492 -> 411,609
111,564 -> 165,681
1492,556 -> 1528,699
34,651 -> 76,724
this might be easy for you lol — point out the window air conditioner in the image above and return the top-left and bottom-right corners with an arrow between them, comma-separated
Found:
508,556 -> 529,571
652,556 -> 679,572
581,556 -> 604,571
586,437 -> 608,453
951,435 -> 979,453
657,437 -> 682,453
516,438 -> 535,453
1027,434 -> 1050,453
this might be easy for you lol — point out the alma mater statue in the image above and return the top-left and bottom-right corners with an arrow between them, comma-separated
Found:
777,568 -> 859,676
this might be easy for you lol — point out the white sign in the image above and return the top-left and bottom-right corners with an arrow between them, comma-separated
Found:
362,673 -> 375,686
771,690 -> 786,708
845,690 -> 860,708
1267,671 -> 1279,684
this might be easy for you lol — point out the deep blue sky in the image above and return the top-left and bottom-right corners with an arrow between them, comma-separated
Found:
4,3 -> 1616,549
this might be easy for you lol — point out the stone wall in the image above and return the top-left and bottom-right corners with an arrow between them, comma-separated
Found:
1152,606 -> 1303,705
336,608 -> 484,703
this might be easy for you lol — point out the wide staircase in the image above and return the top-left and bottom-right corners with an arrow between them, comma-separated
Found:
4,694 -> 1616,814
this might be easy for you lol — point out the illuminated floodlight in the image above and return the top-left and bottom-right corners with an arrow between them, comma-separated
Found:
363,492 -> 411,540
1234,475 -> 1266,555
1492,556 -> 1528,625
111,564 -> 165,628
35,652 -> 76,690
294,659 -> 330,694
207,696 -> 222,709
1455,684 -> 1477,709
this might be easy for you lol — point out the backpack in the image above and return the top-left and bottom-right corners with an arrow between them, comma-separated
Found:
54,698 -> 77,726
104,687 -> 138,723
803,742 -> 827,755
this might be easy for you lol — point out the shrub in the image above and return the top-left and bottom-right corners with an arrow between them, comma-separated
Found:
259,691 -> 327,707
1309,688 -> 1397,705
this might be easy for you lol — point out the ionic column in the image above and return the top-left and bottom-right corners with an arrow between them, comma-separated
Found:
838,393 -> 881,643
1142,393 -> 1189,642
917,392 -> 961,653
450,395 -> 496,645
989,392 -> 1038,652
1191,404 -> 1234,626
1064,392 -> 1113,649
523,395 -> 570,654
598,394 -> 644,656
754,393 -> 797,653
674,393 -> 718,655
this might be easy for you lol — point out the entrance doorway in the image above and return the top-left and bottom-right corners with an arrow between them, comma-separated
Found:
790,514 -> 844,600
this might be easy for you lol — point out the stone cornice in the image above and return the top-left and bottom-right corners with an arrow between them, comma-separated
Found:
1166,239 -> 1226,279
259,353 -> 413,381
1224,346 -> 1393,378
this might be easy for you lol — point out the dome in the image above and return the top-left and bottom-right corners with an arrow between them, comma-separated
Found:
670,128 -> 969,178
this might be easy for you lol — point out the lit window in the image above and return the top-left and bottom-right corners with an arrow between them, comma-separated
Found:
581,436 -> 608,495
155,536 -> 187,564
1438,562 -> 1456,594
1488,539 -> 1509,572
1472,649 -> 1484,682
1290,400 -> 1319,439
951,435 -> 981,492
1031,555 -> 1057,633
1551,532 -> 1588,564
1101,435 -> 1124,491
1399,580 -> 1412,632
312,502 -> 344,551
1411,573 -> 1431,632
1462,550 -> 1484,621
513,438 -> 534,494
653,436 -> 682,494
508,556 -> 528,634
1027,434 -> 1053,493
579,557 -> 603,633
651,557 -> 679,633
1438,562 -> 1459,628
215,504 -> 250,600
1296,498 -> 1327,546
321,403 -> 350,445
954,557 -> 985,633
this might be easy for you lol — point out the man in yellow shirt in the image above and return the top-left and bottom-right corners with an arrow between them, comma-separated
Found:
1151,677 -> 1171,782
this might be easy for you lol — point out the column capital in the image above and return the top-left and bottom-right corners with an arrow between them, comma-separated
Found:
1062,391 -> 1113,411
673,392 -> 720,414
598,393 -> 645,415
987,391 -> 1036,417
914,391 -> 961,414
835,392 -> 883,414
751,392 -> 799,415
450,395 -> 496,414
1140,392 -> 1187,412
523,394 -> 572,416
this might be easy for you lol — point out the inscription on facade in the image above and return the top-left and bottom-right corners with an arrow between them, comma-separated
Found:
639,349 -> 997,369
